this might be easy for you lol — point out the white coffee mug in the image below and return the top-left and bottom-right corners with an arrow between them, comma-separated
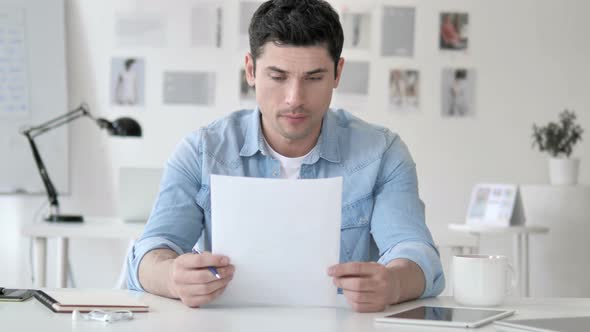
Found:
452,255 -> 517,307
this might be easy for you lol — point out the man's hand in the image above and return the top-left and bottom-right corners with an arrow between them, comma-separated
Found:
168,252 -> 235,308
328,262 -> 399,313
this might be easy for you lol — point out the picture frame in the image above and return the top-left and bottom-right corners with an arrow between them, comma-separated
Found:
466,184 -> 525,227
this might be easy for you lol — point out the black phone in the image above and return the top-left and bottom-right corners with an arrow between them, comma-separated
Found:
0,288 -> 36,302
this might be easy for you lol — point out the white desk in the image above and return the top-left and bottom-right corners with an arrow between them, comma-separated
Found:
448,223 -> 549,297
20,218 -> 145,288
2,292 -> 590,332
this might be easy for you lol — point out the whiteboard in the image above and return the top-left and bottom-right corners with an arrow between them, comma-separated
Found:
0,0 -> 68,194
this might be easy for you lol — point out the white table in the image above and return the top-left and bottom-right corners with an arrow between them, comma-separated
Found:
448,223 -> 549,297
20,217 -> 145,288
2,292 -> 589,332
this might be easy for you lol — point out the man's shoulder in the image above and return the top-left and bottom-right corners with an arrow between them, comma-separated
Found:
180,109 -> 255,154
328,109 -> 398,149
203,109 -> 255,134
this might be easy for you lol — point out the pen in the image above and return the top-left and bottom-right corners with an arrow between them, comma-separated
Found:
191,247 -> 221,279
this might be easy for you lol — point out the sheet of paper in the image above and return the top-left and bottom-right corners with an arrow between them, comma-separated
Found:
0,9 -> 29,115
210,175 -> 343,307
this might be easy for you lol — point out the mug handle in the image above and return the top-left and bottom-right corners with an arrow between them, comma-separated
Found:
506,263 -> 518,295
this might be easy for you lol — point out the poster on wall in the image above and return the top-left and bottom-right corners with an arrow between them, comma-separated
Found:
0,8 -> 29,117
163,71 -> 216,106
334,61 -> 370,111
239,2 -> 261,49
441,68 -> 475,118
191,2 -> 223,48
114,13 -> 166,47
389,69 -> 419,113
341,11 -> 371,51
381,6 -> 415,57
439,12 -> 469,51
111,57 -> 145,107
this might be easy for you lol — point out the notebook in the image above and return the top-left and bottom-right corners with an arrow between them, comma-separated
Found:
494,316 -> 590,332
34,290 -> 149,313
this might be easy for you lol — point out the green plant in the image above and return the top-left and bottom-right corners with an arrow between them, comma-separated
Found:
532,110 -> 584,157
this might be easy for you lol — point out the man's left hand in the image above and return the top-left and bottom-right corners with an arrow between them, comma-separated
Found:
328,262 -> 399,313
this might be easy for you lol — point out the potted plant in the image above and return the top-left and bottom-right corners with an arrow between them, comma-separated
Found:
532,110 -> 584,185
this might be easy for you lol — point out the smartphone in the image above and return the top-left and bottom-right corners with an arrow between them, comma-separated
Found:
0,288 -> 36,302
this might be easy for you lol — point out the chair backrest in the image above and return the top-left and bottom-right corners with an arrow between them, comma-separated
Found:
114,239 -> 136,289
118,167 -> 163,223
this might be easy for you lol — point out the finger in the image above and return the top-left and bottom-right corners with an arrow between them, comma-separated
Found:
328,262 -> 380,277
349,301 -> 386,313
342,289 -> 375,304
181,285 -> 228,308
174,264 -> 235,284
333,276 -> 375,292
177,252 -> 230,268
179,274 -> 234,297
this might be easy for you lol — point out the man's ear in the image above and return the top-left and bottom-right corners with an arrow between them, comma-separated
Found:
334,57 -> 345,88
244,53 -> 256,87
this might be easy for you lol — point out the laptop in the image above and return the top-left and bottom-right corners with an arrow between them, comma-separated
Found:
494,316 -> 590,332
118,167 -> 163,223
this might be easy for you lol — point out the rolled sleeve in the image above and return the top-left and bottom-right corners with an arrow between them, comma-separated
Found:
126,237 -> 185,291
125,133 -> 206,291
378,241 -> 445,298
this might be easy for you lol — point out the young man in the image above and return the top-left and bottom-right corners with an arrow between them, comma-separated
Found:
127,0 -> 444,313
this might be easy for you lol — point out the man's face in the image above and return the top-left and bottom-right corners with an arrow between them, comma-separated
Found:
245,43 -> 344,146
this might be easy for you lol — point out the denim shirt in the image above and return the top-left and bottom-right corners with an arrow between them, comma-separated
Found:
127,108 -> 445,298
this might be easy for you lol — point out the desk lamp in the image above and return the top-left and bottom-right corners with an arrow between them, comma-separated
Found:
21,103 -> 142,222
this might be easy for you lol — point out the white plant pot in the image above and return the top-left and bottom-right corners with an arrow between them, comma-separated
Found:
548,157 -> 580,185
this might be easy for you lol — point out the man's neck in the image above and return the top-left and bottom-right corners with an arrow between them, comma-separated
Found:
262,128 -> 320,158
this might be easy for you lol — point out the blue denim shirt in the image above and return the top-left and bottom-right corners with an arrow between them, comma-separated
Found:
127,108 -> 445,298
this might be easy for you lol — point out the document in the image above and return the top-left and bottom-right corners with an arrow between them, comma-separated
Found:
210,175 -> 343,307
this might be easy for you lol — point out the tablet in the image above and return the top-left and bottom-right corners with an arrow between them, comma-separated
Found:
375,305 -> 515,328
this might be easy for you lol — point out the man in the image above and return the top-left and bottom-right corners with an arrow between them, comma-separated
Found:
127,0 -> 444,313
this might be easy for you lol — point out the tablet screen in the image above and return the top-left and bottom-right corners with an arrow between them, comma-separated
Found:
385,306 -> 508,323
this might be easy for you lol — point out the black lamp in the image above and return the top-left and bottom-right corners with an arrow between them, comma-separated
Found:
21,103 -> 142,222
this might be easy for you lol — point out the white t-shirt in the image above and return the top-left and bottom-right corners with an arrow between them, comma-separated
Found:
263,139 -> 316,179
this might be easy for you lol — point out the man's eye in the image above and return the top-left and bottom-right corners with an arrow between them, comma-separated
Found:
270,76 -> 286,81
307,76 -> 323,81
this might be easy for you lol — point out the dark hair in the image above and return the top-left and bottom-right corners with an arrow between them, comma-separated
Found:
455,69 -> 467,80
248,0 -> 344,78
124,58 -> 136,70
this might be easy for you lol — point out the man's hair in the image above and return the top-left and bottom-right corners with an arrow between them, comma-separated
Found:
248,0 -> 344,78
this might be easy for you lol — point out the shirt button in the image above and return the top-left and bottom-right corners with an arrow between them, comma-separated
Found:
272,171 -> 278,177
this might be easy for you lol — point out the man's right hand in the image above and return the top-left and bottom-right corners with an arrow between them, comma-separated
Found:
168,251 -> 235,307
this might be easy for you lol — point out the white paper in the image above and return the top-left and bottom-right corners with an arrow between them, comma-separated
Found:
115,12 -> 166,47
191,2 -> 223,48
0,9 -> 29,116
210,175 -> 343,307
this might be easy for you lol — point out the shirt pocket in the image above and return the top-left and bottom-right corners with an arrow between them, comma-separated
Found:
340,195 -> 373,262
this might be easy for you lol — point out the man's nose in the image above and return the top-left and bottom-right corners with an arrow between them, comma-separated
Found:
285,80 -> 304,107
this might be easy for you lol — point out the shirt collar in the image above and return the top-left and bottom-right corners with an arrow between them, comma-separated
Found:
239,107 -> 341,164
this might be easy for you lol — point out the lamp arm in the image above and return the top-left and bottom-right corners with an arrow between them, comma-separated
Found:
23,133 -> 59,210
23,103 -> 94,138
20,103 -> 93,218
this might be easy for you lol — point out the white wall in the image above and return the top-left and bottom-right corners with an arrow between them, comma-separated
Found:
1,0 -> 589,292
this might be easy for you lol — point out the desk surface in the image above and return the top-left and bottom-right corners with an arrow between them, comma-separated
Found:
20,217 -> 145,239
449,223 -> 550,234
2,292 -> 589,332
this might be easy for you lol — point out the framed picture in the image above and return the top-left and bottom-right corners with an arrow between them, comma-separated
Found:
466,184 -> 525,227
439,12 -> 468,51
